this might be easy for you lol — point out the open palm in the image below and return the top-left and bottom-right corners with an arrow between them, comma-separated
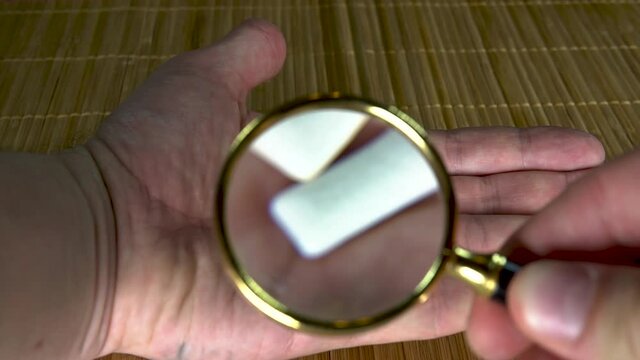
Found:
86,20 -> 605,360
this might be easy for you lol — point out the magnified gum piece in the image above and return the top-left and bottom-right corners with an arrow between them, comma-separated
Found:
250,109 -> 368,182
270,130 -> 439,259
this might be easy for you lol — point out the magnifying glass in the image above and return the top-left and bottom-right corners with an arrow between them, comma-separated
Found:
215,94 -> 520,332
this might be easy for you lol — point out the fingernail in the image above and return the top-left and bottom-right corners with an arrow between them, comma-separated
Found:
516,261 -> 597,341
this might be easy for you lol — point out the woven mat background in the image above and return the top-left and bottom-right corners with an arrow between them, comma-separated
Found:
2,0 -> 640,359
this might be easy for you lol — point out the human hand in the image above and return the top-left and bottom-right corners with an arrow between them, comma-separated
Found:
87,20 -> 605,359
466,149 -> 640,359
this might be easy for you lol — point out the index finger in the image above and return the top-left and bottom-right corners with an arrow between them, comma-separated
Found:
429,126 -> 605,175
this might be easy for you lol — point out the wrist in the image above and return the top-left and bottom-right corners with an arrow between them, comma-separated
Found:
57,147 -> 119,357
82,138 -> 184,359
0,149 -> 117,359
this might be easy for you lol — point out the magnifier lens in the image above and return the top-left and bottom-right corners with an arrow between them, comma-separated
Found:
223,107 -> 448,323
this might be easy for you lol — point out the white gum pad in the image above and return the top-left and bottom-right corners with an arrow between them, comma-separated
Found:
270,129 -> 439,259
250,109 -> 368,182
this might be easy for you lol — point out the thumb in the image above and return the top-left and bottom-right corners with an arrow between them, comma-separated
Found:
114,19 -> 286,116
508,260 -> 640,360
190,19 -> 287,99
93,20 -> 286,219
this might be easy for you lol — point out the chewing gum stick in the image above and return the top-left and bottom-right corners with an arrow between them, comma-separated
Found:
270,130 -> 439,259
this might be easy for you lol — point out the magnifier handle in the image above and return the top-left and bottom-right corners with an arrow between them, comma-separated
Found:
490,260 -> 521,303
446,247 -> 522,303
490,245 -> 640,302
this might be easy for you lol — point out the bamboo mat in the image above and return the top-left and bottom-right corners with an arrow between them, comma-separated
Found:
2,0 -> 640,359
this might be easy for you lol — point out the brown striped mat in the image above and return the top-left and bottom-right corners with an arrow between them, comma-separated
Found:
2,1 -> 640,359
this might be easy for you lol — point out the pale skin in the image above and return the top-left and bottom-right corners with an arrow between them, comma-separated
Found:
0,20 -> 611,360
466,148 -> 640,360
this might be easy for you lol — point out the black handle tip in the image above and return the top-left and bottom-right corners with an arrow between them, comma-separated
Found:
491,261 -> 521,304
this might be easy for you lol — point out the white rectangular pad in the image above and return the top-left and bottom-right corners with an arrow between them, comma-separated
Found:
270,130 -> 439,259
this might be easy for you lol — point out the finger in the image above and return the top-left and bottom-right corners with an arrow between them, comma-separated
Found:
112,19 -> 285,117
99,19 -> 286,150
466,296 -> 532,360
456,214 -> 528,253
508,260 -> 640,360
453,170 -> 588,215
513,148 -> 640,255
190,19 -> 286,99
429,127 -> 605,176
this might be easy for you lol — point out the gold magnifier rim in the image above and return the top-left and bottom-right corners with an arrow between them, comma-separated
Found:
214,94 -> 457,333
